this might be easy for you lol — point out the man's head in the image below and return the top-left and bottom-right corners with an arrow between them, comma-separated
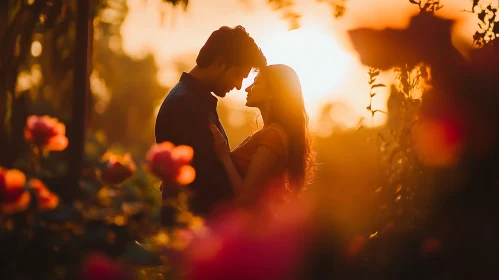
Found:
196,26 -> 267,97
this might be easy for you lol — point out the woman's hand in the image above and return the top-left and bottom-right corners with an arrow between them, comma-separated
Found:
209,124 -> 231,162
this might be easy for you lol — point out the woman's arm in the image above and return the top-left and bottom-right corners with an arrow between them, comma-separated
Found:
209,125 -> 243,194
220,155 -> 244,195
236,145 -> 278,205
210,125 -> 279,202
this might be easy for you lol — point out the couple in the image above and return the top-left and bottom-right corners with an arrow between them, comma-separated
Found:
155,26 -> 314,220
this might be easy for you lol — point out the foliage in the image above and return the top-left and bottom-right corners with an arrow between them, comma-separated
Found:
267,0 -> 347,30
0,114 -> 202,279
470,0 -> 499,46
342,0 -> 499,277
2,0 -> 499,279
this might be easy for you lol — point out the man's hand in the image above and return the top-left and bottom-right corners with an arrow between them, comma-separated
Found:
209,124 -> 231,162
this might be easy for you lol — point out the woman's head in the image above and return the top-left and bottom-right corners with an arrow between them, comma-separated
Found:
245,64 -> 301,109
245,64 -> 315,191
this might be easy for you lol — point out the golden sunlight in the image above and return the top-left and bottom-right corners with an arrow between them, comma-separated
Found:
262,27 -> 350,98
237,26 -> 356,122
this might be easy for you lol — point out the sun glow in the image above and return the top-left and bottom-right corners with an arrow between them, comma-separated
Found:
235,26 -> 355,121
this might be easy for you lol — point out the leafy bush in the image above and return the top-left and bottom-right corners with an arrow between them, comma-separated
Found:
0,114 -> 203,279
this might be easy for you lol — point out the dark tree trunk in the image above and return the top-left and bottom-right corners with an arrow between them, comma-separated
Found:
65,0 -> 93,203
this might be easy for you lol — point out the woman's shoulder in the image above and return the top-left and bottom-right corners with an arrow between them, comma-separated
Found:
256,123 -> 289,155
264,123 -> 288,140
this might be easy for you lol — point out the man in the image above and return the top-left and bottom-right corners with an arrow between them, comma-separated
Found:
155,26 -> 267,219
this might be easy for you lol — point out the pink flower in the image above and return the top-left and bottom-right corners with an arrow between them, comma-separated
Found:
146,142 -> 195,185
81,252 -> 131,280
101,152 -> 136,185
184,198 -> 312,280
24,115 -> 68,151
345,235 -> 366,261
0,167 -> 30,214
415,116 -> 464,167
29,179 -> 59,211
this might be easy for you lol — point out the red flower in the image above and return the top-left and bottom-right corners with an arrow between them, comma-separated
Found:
29,179 -> 59,211
415,116 -> 464,167
0,167 -> 30,214
184,198 -> 312,280
81,252 -> 131,280
345,235 -> 366,261
24,115 -> 68,151
146,142 -> 195,185
101,152 -> 136,185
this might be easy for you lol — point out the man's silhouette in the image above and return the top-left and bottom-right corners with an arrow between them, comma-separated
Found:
155,26 -> 266,220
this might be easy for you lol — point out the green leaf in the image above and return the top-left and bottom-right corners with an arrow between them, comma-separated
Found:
368,70 -> 380,79
489,13 -> 496,23
377,132 -> 387,141
472,0 -> 479,10
123,241 -> 162,266
372,109 -> 387,115
371,84 -> 386,89
388,149 -> 401,164
493,22 -> 499,35
478,10 -> 487,22
473,30 -> 483,41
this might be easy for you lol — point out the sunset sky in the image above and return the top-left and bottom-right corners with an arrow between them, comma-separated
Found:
119,0 -> 479,131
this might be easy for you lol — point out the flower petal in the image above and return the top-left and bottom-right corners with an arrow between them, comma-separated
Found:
4,169 -> 26,190
54,122 -> 66,135
46,135 -> 69,151
26,115 -> 38,129
176,165 -> 196,185
1,191 -> 31,214
38,193 -> 59,211
172,145 -> 194,165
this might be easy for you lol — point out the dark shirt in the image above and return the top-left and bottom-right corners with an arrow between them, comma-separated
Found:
155,72 -> 233,216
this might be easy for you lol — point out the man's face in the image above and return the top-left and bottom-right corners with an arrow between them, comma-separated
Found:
213,65 -> 251,97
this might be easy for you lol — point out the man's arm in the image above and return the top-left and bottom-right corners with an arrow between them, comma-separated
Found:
156,95 -> 233,214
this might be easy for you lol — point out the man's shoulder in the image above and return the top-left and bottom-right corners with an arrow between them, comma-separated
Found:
164,81 -> 194,104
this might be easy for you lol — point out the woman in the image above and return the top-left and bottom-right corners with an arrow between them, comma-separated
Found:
209,64 -> 314,207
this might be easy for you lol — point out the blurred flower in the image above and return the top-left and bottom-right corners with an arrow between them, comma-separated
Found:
415,116 -> 463,167
185,198 -> 312,280
101,152 -> 136,185
29,179 -> 59,211
345,235 -> 366,261
24,115 -> 68,151
97,187 -> 113,206
154,229 -> 170,246
121,201 -> 143,216
171,228 -> 195,250
421,238 -> 442,257
81,251 -> 131,280
0,168 -> 30,214
146,142 -> 195,185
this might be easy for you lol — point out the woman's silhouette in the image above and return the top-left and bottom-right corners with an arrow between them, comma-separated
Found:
210,64 -> 315,207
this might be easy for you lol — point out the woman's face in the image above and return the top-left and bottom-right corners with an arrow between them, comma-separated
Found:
245,73 -> 268,108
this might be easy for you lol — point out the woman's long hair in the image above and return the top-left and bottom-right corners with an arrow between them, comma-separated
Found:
260,64 -> 315,191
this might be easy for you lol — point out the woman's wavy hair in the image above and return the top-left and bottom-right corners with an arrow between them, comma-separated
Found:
260,64 -> 315,191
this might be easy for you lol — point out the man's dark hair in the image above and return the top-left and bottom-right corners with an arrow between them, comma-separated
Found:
196,25 -> 267,69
